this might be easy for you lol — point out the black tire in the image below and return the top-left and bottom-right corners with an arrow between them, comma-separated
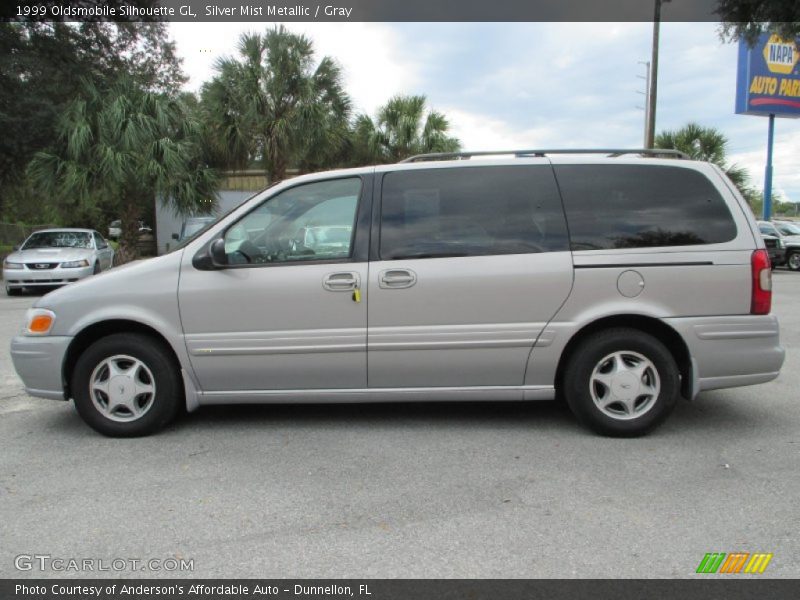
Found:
562,328 -> 680,437
72,333 -> 182,437
5,285 -> 22,296
93,262 -> 100,275
787,251 -> 800,272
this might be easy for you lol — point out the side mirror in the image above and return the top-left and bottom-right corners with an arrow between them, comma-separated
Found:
210,238 -> 228,267
171,233 -> 179,241
192,237 -> 228,271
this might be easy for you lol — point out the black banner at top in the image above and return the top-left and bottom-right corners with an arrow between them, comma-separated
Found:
3,0 -> 723,23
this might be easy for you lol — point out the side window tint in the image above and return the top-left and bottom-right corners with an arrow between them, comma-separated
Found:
555,165 -> 737,250
379,166 -> 569,259
94,233 -> 108,249
224,178 -> 361,264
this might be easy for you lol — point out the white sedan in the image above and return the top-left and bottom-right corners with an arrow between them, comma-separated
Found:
3,228 -> 114,296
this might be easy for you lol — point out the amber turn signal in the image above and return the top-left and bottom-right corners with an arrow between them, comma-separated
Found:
25,309 -> 55,335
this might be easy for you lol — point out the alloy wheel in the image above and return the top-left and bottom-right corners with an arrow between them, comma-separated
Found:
89,355 -> 156,422
589,351 -> 661,421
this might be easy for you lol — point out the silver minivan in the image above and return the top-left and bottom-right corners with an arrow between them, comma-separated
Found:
10,150 -> 785,437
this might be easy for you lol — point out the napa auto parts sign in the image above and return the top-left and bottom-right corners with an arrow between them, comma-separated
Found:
736,33 -> 800,117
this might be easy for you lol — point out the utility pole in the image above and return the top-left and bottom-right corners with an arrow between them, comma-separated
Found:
763,113 -> 775,220
645,0 -> 669,148
636,61 -> 651,148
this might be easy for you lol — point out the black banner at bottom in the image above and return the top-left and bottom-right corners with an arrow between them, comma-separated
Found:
2,579 -> 799,600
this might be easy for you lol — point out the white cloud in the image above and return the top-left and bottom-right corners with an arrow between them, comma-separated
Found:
280,23 -> 420,115
169,22 -> 418,115
167,22 -> 800,200
731,131 -> 800,203
169,22 -> 250,91
443,107 -> 556,150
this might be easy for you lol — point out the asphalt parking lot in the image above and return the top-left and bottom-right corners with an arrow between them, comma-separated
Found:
1,272 -> 798,579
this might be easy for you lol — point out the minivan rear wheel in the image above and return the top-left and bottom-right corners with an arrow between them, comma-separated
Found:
72,333 -> 182,436
563,328 -> 679,437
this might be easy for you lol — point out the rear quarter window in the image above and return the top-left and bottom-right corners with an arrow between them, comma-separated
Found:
554,165 -> 737,250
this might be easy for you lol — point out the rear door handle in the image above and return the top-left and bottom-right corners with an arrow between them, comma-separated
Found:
379,268 -> 417,289
323,272 -> 360,291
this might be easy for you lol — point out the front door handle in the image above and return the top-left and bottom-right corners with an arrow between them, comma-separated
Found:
379,268 -> 417,289
323,272 -> 360,291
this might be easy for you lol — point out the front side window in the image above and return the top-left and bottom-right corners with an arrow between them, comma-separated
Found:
555,165 -> 738,250
379,166 -> 569,259
223,178 -> 361,265
93,233 -> 108,249
182,218 -> 217,241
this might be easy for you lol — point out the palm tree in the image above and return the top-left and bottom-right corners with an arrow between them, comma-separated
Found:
28,76 -> 218,263
655,122 -> 751,195
351,95 -> 461,164
200,26 -> 351,181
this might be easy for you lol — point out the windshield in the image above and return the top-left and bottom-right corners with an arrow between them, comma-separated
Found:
759,223 -> 778,236
776,222 -> 800,236
22,231 -> 92,250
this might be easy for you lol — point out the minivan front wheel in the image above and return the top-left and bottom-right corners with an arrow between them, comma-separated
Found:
72,333 -> 182,436
563,328 -> 679,437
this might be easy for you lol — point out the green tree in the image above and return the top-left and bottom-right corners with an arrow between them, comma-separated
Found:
28,77 -> 218,263
350,95 -> 461,164
200,26 -> 351,182
0,21 -> 185,220
744,191 -> 795,218
716,0 -> 800,44
655,122 -> 755,199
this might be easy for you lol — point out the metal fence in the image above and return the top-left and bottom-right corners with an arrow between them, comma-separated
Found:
0,222 -> 59,246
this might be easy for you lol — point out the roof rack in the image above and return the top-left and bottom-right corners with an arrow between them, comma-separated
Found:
399,148 -> 690,163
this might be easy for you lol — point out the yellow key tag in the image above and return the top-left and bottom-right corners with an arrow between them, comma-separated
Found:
352,288 -> 361,303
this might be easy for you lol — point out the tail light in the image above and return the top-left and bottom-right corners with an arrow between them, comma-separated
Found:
751,249 -> 772,315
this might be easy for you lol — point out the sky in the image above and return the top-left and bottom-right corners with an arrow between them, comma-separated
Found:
169,22 -> 800,203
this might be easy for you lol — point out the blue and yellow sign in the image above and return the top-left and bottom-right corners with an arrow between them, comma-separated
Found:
736,33 -> 800,118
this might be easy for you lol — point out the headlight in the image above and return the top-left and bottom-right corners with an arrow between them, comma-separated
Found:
3,261 -> 23,270
778,239 -> 785,249
60,259 -> 90,268
23,308 -> 56,336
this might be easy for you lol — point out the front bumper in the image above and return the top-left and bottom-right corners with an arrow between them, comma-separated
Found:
4,265 -> 93,288
665,315 -> 785,398
10,335 -> 72,400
